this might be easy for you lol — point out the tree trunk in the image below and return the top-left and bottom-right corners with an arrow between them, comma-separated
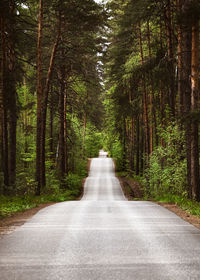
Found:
82,112 -> 87,159
177,0 -> 184,115
136,115 -> 140,175
190,20 -> 199,200
0,18 -> 3,179
181,0 -> 192,197
35,0 -> 43,195
140,117 -> 144,176
147,21 -> 158,151
7,0 -> 17,188
164,0 -> 175,116
40,11 -> 61,187
138,23 -> 150,158
64,91 -> 68,174
49,92 -> 54,159
36,8 -> 61,194
129,117 -> 135,176
58,65 -> 66,178
0,15 -> 9,189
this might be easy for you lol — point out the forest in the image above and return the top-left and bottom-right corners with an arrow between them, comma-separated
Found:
0,0 -> 200,216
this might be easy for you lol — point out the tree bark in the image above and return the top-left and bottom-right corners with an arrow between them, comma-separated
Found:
8,3 -> 17,188
140,117 -> 144,176
181,0 -> 192,197
40,11 -> 61,187
136,115 -> 140,175
58,65 -> 66,178
138,23 -> 150,158
177,0 -> 184,115
64,91 -> 68,174
164,0 -> 175,116
49,91 -> 54,159
147,21 -> 158,151
190,20 -> 199,200
35,0 -> 43,195
0,18 -> 3,179
36,7 -> 61,194
0,15 -> 9,189
129,117 -> 135,175
82,112 -> 87,159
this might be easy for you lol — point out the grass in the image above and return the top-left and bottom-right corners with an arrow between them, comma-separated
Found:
116,171 -> 144,183
0,184 -> 83,218
152,194 -> 200,216
117,171 -> 200,218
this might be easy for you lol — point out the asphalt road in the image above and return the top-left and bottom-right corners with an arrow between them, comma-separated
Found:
0,151 -> 200,279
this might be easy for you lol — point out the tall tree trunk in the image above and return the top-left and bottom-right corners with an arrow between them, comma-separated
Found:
0,18 -> 3,179
36,7 -> 61,194
58,65 -> 66,178
136,115 -> 140,175
129,117 -> 135,176
8,0 -> 17,187
0,15 -> 9,189
138,23 -> 150,158
82,112 -> 87,159
128,89 -> 134,175
190,19 -> 199,200
147,21 -> 158,151
140,116 -> 144,176
40,11 -> 61,187
181,0 -> 192,197
35,0 -> 43,195
49,91 -> 54,159
164,0 -> 175,116
122,117 -> 127,171
64,91 -> 68,174
177,0 -> 184,115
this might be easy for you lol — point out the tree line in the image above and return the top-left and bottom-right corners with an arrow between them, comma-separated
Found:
1,0 -> 200,203
104,0 -> 200,201
0,0 -> 105,196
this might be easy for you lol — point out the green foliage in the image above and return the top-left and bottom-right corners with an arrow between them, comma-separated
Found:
110,140 -> 124,171
61,173 -> 83,197
0,170 -> 85,217
152,194 -> 200,217
143,123 -> 187,198
85,125 -> 103,158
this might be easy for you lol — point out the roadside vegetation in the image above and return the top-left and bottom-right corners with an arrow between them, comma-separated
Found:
0,0 -> 105,217
0,172 -> 84,217
1,0 -> 200,220
103,0 -> 200,218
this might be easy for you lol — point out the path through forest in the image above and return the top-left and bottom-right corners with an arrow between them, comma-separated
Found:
0,151 -> 200,279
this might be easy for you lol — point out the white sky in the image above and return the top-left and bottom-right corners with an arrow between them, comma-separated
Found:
94,0 -> 107,3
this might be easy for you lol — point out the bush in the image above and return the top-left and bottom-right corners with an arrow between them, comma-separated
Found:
111,140 -> 125,171
143,122 -> 187,198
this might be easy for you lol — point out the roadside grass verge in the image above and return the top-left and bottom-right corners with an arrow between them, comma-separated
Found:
0,175 -> 84,218
117,171 -> 200,218
152,194 -> 200,216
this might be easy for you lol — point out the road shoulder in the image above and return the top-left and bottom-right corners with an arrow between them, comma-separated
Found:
118,175 -> 200,231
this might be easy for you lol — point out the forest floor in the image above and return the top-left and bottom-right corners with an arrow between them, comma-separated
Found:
118,176 -> 200,231
0,161 -> 91,236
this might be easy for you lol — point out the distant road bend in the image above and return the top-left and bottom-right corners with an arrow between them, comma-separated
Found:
0,150 -> 200,279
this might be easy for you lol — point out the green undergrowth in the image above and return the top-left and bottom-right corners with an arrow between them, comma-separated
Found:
0,173 -> 84,218
117,172 -> 200,217
151,194 -> 200,216
116,171 -> 144,184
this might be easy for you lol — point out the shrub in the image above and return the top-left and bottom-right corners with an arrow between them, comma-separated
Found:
143,122 -> 187,198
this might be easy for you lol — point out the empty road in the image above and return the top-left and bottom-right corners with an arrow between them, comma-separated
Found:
0,151 -> 200,279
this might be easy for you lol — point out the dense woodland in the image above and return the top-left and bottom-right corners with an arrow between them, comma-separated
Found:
0,0 -> 200,206
0,0 -> 105,199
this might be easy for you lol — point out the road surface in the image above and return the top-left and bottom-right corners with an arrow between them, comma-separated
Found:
0,151 -> 200,279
